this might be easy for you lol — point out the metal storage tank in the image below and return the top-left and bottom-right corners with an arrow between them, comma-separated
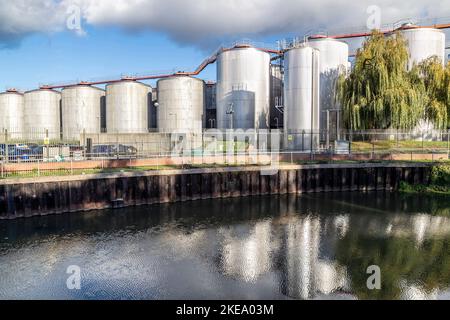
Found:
270,64 -> 283,129
24,89 -> 61,140
398,26 -> 446,69
284,46 -> 320,151
106,80 -> 151,134
157,76 -> 205,133
216,46 -> 270,129
205,82 -> 216,128
0,89 -> 24,139
307,37 -> 349,141
61,85 -> 105,140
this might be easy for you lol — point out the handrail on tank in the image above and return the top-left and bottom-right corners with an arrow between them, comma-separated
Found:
39,45 -> 282,90
37,21 -> 449,90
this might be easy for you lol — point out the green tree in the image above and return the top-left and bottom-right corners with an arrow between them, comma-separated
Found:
337,31 -> 428,130
413,57 -> 449,129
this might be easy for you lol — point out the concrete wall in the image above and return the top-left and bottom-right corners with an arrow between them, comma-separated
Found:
0,163 -> 433,220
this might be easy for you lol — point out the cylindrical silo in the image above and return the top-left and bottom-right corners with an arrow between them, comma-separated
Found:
284,46 -> 320,151
205,82 -> 217,129
61,85 -> 105,141
0,89 -> 24,139
216,46 -> 270,130
157,76 -> 205,133
106,80 -> 151,134
399,26 -> 446,69
307,37 -> 349,141
24,89 -> 61,140
270,64 -> 283,129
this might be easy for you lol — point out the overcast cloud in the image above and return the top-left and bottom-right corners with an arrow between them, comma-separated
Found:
0,0 -> 449,49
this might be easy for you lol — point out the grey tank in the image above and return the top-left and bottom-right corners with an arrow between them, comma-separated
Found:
0,90 -> 24,139
62,85 -> 105,140
157,76 -> 205,134
284,46 -> 321,151
24,89 -> 61,140
216,47 -> 270,130
106,80 -> 151,134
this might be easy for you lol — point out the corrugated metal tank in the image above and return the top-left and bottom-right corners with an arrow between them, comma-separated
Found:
106,80 -> 151,134
270,64 -> 283,129
307,38 -> 349,139
24,89 -> 61,139
284,46 -> 320,151
157,76 -> 205,133
205,82 -> 216,128
61,85 -> 105,140
216,47 -> 270,129
400,27 -> 446,69
0,90 -> 24,139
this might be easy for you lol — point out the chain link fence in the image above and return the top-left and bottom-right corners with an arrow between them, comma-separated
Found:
1,128 -> 449,179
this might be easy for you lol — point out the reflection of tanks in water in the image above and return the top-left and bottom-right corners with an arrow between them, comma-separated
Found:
278,216 -> 349,299
218,220 -> 276,282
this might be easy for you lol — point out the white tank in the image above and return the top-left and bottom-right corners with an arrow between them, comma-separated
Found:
284,46 -> 320,151
157,76 -> 205,133
216,46 -> 270,129
0,90 -> 24,139
61,85 -> 105,140
106,80 -> 151,134
400,27 -> 446,69
24,89 -> 61,140
307,38 -> 349,138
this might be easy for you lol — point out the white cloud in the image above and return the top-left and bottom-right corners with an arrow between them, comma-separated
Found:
0,0 -> 449,49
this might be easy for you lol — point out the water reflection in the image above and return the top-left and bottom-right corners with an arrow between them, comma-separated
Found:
0,192 -> 449,300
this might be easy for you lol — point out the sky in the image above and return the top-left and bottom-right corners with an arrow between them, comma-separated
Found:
0,0 -> 449,91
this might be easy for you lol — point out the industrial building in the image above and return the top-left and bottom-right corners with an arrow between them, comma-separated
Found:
0,21 -> 448,149
204,82 -> 217,129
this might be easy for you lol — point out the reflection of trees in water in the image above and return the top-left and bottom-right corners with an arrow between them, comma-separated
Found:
335,231 -> 450,300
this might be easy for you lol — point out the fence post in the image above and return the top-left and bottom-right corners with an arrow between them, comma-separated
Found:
37,160 -> 40,177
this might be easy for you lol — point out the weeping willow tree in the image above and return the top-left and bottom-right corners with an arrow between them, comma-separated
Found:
412,57 -> 450,129
336,31 -> 428,130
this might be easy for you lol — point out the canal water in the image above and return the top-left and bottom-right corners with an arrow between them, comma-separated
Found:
0,192 -> 449,300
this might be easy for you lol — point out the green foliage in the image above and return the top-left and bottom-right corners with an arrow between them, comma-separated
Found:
400,164 -> 450,195
337,31 -> 450,130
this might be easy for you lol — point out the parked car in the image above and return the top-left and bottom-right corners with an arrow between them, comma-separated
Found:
0,144 -> 43,162
91,144 -> 138,158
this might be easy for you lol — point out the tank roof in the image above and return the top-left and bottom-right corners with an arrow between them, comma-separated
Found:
0,88 -> 23,95
62,84 -> 105,92
24,88 -> 61,94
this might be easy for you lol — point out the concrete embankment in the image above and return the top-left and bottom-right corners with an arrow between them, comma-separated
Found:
0,163 -> 434,220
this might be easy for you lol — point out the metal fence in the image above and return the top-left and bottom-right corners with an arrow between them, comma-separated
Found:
1,129 -> 449,179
